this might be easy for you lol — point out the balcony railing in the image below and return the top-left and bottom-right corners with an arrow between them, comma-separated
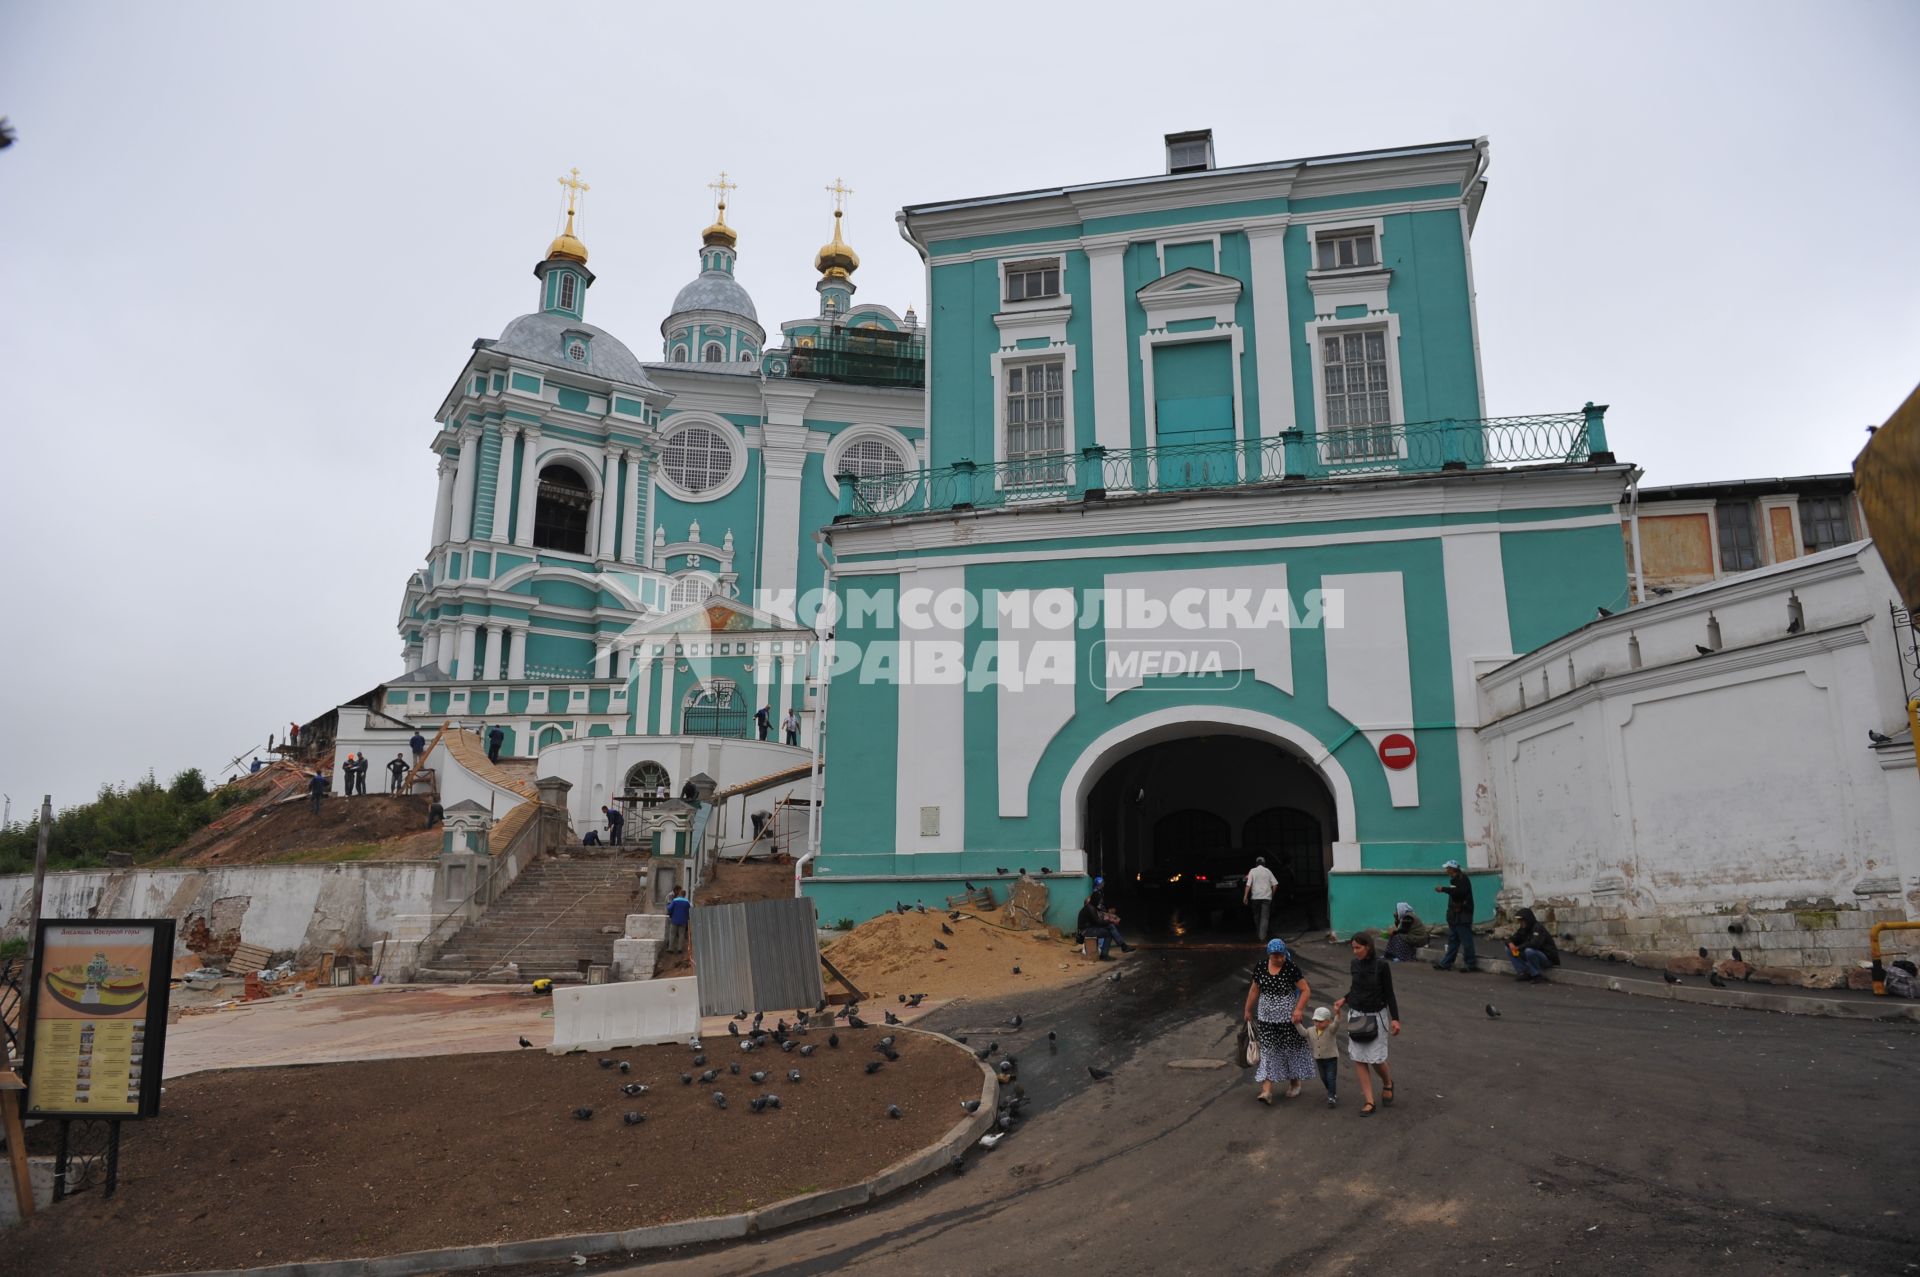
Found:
767,328 -> 926,389
836,406 -> 1611,521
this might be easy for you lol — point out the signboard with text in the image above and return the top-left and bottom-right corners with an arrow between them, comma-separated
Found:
23,919 -> 174,1119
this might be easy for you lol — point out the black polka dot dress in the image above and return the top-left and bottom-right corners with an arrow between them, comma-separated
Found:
1251,960 -> 1315,1083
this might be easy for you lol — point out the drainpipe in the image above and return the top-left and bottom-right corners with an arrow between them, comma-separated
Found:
796,529 -> 836,895
1869,919 -> 1920,995
1627,467 -> 1646,605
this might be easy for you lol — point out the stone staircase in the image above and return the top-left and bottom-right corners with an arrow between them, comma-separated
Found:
417,853 -> 648,982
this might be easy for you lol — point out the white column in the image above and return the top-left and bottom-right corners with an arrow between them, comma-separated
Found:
490,428 -> 519,543
759,384 -> 817,617
753,646 -> 776,733
632,653 -> 654,735
594,642 -> 612,680
449,428 -> 482,543
483,624 -> 506,680
616,645 -> 633,681
456,623 -> 478,680
435,622 -> 456,674
422,627 -> 441,670
655,653 -> 677,736
514,429 -> 543,547
625,448 -> 646,565
1086,241 -> 1132,459
1244,224 -> 1297,446
507,627 -> 527,680
596,447 -> 621,560
777,652 -> 798,718
430,455 -> 457,547
404,643 -> 421,673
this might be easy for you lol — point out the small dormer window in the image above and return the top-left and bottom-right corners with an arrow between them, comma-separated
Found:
1165,129 -> 1215,174
558,272 -> 578,311
567,340 -> 587,362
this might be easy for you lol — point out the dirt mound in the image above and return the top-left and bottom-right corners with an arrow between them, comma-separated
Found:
822,907 -> 1112,1002
163,794 -> 439,865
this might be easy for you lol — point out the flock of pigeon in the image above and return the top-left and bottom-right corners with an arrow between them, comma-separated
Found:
524,991 -> 1117,1174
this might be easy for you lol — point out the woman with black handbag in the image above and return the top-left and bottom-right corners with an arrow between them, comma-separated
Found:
1241,939 -> 1314,1104
1331,930 -> 1401,1116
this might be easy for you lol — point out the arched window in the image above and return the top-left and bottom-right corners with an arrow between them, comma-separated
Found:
623,760 -> 670,794
670,575 -> 714,609
532,463 -> 592,554
840,437 -> 907,479
670,345 -> 689,361
558,273 -> 578,311
661,426 -> 732,494
703,342 -> 726,362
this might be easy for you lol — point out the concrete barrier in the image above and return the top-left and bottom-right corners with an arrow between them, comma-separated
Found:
548,976 -> 699,1052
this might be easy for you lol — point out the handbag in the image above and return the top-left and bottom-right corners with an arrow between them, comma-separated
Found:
1237,1019 -> 1260,1068
1344,1009 -> 1380,1042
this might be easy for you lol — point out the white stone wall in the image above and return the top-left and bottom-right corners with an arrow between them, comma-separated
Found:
0,862 -> 438,960
537,734 -> 811,833
1478,542 -> 1920,954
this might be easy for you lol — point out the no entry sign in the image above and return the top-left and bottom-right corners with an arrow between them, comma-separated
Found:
1378,733 -> 1417,770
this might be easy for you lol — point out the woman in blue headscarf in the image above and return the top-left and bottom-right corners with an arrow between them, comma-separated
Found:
1241,938 -> 1314,1102
1385,901 -> 1424,962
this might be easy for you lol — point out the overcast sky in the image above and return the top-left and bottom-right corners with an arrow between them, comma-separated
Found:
1,1 -> 1916,819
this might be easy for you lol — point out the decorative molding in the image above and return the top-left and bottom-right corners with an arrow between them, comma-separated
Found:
1136,267 -> 1243,327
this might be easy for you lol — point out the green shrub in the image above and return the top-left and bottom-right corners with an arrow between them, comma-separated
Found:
0,937 -> 27,960
834,918 -> 856,931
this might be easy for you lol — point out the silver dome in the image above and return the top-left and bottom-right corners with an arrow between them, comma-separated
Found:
668,270 -> 759,324
489,312 -> 661,391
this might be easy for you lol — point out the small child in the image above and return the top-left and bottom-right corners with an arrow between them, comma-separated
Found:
1309,1006 -> 1340,1107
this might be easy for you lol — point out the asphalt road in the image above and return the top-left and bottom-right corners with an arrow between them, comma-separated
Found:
488,939 -> 1920,1277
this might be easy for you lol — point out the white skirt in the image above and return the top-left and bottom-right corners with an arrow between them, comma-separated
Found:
1346,1010 -> 1390,1064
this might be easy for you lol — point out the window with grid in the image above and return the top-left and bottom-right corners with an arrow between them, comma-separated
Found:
558,272 -> 578,310
703,342 -> 725,362
1799,494 -> 1853,551
1320,330 -> 1395,460
670,576 -> 714,609
1005,360 -> 1067,483
1716,502 -> 1761,572
661,425 -> 731,493
1004,259 -> 1061,303
1315,229 -> 1377,271
840,437 -> 906,479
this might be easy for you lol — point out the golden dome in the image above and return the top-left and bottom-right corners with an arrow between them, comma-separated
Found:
702,202 -> 737,250
547,207 -> 588,263
815,209 -> 859,279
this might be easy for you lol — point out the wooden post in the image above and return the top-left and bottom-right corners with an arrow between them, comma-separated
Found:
0,1069 -> 32,1219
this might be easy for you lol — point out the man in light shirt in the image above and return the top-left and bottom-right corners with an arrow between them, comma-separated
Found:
1243,856 -> 1279,940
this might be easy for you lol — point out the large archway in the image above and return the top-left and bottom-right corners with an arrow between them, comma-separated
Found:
1076,717 -> 1343,938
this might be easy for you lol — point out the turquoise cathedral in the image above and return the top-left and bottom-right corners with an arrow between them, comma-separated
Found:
802,133 -> 1632,934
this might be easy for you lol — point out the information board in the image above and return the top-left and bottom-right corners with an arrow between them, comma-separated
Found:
23,919 -> 174,1119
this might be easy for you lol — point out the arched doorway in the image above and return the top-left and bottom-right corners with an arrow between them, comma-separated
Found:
532,463 -> 593,554
1083,733 -> 1337,937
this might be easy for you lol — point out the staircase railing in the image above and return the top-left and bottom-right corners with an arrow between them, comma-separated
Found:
412,800 -> 548,971
461,856 -> 639,983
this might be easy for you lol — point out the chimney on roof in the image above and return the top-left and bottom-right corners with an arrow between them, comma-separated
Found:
1165,129 -> 1215,175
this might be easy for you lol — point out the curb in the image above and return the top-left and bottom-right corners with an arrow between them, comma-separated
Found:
1432,950 -> 1920,1023
139,1027 -> 996,1277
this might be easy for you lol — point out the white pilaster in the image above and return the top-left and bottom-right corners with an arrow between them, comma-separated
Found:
422,627 -> 441,669
483,623 -> 506,681
625,448 -> 646,565
449,428 -> 481,544
514,429 -> 544,547
896,565 -> 966,851
1086,241 -> 1131,458
631,653 -> 654,734
430,455 -> 457,547
616,645 -> 633,681
435,621 -> 455,674
759,383 -> 817,617
490,427 -> 519,543
456,623 -> 478,680
507,627 -> 527,680
594,643 -> 612,679
1244,224 -> 1297,444
753,646 -> 776,730
596,448 -> 621,560
655,654 -> 676,736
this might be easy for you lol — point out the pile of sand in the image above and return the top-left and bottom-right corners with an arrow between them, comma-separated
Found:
822,907 -> 1109,1002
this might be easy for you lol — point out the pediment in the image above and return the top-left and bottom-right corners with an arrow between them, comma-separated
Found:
1136,268 -> 1243,307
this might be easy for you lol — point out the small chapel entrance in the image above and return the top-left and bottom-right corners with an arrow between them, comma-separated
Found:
1083,733 -> 1335,938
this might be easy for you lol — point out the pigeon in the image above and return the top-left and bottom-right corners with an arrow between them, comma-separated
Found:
1596,606 -> 1613,618
950,1153 -> 966,1175
961,1099 -> 981,1113
949,911 -> 963,921
880,1047 -> 901,1062
897,994 -> 907,1004
1012,966 -> 1022,975
765,1093 -> 782,1110
886,1104 -> 903,1119
941,923 -> 954,936
815,997 -> 829,1014
906,993 -> 926,1008
751,1070 -> 768,1084
1697,947 -> 1708,959
986,1041 -> 999,1055
573,1107 -> 594,1120
866,1061 -> 885,1074
955,1035 -> 969,1044
975,1046 -> 993,1061
885,1010 -> 901,1025
1787,615 -> 1803,634
1088,1066 -> 1113,1081
712,1091 -> 727,1109
917,903 -> 927,913
738,1009 -> 749,1021
1018,867 -> 1028,876
997,1113 -> 1015,1131
598,1058 -> 615,1069
1709,972 -> 1728,989
1108,972 -> 1122,983
622,1111 -> 644,1125
996,867 -> 1010,875
776,1019 -> 789,1035
618,1061 -> 631,1074
788,1068 -> 802,1083
748,1095 -> 769,1114
1485,1004 -> 1501,1019
1047,1030 -> 1056,1043
1006,1015 -> 1023,1029
692,1054 -> 706,1067
800,1044 -> 817,1057
622,1083 -> 648,1096
1662,971 -> 1682,985
517,1036 -> 532,1049
700,1069 -> 719,1083
729,1061 -> 741,1075
896,901 -> 911,915
933,940 -> 948,951
688,1038 -> 702,1051
680,1073 -> 693,1086
752,1012 -> 764,1028
739,1040 -> 757,1053
963,882 -> 975,891
877,1035 -> 895,1048
1869,729 -> 1894,745
847,1013 -> 869,1029
1731,947 -> 1744,963
780,1039 -> 797,1053
727,1021 -> 741,1036
1040,867 -> 1053,875
828,1033 -> 840,1049
1695,645 -> 1714,656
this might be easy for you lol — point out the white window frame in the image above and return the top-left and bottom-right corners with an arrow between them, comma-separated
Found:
822,423 -> 919,498
1313,226 -> 1379,272
1153,235 -> 1221,276
1302,314 -> 1406,464
1137,327 -> 1247,458
991,352 -> 1074,491
703,341 -> 726,363
654,414 -> 748,502
557,271 -> 578,311
1001,256 -> 1063,306
668,573 -> 716,610
670,344 -> 689,362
